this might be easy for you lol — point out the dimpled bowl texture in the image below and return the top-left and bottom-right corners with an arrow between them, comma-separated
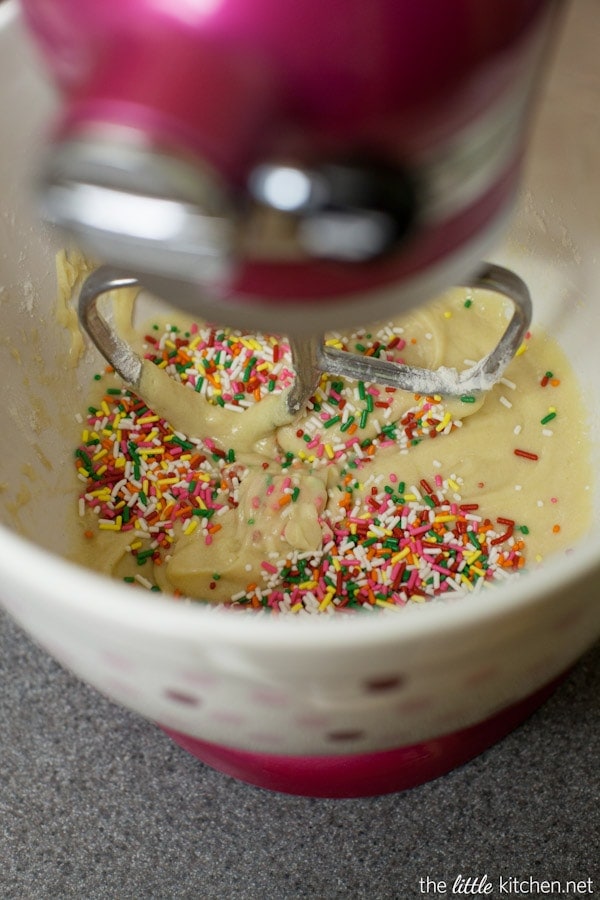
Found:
0,1 -> 598,797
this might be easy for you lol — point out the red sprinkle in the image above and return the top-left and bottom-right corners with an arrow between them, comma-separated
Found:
514,449 -> 539,461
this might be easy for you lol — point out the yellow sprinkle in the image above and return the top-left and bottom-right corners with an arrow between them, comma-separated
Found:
183,519 -> 198,536
77,467 -> 88,478
516,342 -> 528,356
443,311 -> 452,319
130,540 -> 143,550
114,458 -> 126,469
448,479 -> 460,492
318,593 -> 334,612
137,414 -> 160,425
375,599 -> 398,609
410,595 -> 426,603
82,430 -> 89,442
164,339 -> 177,350
99,516 -> 122,532
404,493 -> 417,501
138,447 -> 165,456
101,401 -> 111,417
92,448 -> 108,462
465,550 -> 482,565
471,566 -> 486,578
290,603 -> 304,614
158,477 -> 180,486
96,464 -> 108,476
188,336 -> 201,351
325,443 -> 335,460
436,412 -> 452,432
391,547 -> 411,563
460,574 -> 474,590
298,580 -> 318,590
434,514 -> 457,523
158,359 -> 169,369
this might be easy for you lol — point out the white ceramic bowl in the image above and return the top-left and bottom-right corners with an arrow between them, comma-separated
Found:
0,0 -> 598,797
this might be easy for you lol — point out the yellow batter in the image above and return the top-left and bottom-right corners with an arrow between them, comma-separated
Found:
71,286 -> 593,613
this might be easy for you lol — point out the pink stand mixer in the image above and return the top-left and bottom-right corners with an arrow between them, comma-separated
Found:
21,0 -> 557,405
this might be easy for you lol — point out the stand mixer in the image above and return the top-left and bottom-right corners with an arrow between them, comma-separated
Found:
21,0 -> 559,413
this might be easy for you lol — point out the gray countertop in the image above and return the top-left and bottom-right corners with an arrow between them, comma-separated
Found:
0,608 -> 597,900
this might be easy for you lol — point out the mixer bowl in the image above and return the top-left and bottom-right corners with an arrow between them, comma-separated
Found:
0,0 -> 598,797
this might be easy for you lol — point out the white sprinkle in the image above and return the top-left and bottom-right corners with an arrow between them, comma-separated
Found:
542,429 -> 554,437
513,424 -> 522,435
135,574 -> 153,590
500,377 -> 517,390
514,484 -> 522,491
499,395 -> 512,409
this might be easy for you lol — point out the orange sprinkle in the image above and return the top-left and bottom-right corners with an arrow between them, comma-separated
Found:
208,523 -> 222,534
84,529 -> 94,539
550,378 -> 561,387
278,494 -> 292,507
174,505 -> 194,519
552,524 -> 561,533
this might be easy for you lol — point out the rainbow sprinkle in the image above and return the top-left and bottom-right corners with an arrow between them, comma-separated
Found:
75,317 -> 529,613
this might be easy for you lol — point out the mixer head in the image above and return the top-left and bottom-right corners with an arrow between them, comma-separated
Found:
22,0 -> 560,337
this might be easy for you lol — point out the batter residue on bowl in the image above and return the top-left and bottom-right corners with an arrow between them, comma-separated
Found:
71,285 -> 593,614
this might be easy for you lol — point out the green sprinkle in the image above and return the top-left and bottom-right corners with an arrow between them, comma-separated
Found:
519,525 -> 530,535
464,298 -> 473,308
340,416 -> 355,433
359,410 -> 369,429
226,448 -> 236,463
193,508 -> 215,518
323,415 -> 341,429
358,381 -> 366,400
460,395 -> 476,403
123,576 -> 135,583
291,487 -> 300,502
540,412 -> 556,425
93,373 -> 102,381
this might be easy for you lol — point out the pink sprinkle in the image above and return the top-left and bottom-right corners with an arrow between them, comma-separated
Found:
389,473 -> 398,483
261,561 -> 279,574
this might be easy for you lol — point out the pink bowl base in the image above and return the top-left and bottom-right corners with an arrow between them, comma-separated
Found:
161,672 -> 567,797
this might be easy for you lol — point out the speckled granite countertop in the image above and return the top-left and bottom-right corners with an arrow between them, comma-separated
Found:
0,609 -> 597,900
